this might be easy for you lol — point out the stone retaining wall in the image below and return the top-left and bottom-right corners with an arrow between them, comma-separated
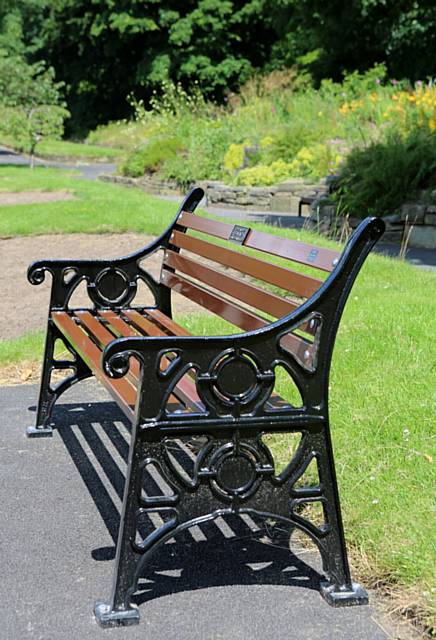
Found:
100,173 -> 436,249
100,174 -> 328,213
202,179 -> 328,212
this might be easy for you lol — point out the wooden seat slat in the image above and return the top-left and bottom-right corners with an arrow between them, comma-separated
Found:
177,211 -> 339,272
52,312 -> 135,419
145,308 -> 191,336
164,250 -> 299,319
99,310 -> 204,412
76,311 -> 138,371
79,310 -> 192,412
170,229 -> 322,298
123,309 -> 167,337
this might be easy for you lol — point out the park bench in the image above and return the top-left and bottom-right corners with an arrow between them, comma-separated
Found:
26,187 -> 384,627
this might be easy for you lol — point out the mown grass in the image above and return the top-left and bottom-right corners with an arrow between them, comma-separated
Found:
1,138 -> 123,161
0,164 -> 434,627
0,166 -> 178,237
0,331 -> 44,366
181,262 -> 436,626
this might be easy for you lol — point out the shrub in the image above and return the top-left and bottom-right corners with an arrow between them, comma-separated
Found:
119,136 -> 184,177
334,129 -> 436,218
236,160 -> 292,186
223,142 -> 250,171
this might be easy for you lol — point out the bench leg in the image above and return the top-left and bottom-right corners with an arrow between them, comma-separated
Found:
95,427 -> 368,626
94,425 -> 145,627
316,428 -> 368,607
26,320 -> 91,438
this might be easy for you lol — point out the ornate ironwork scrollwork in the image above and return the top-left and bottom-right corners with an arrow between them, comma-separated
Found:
196,347 -> 275,417
87,266 -> 137,308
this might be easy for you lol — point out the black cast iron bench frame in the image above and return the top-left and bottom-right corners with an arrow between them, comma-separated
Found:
26,187 -> 385,627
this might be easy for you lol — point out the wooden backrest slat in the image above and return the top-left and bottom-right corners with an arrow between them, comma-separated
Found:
162,270 -> 312,358
162,270 -> 267,333
52,311 -> 135,418
164,250 -> 298,319
177,211 -> 339,272
170,230 -> 322,298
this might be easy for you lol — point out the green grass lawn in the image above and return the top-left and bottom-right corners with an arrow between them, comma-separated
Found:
1,138 -> 123,162
0,164 -> 435,627
0,166 -> 178,236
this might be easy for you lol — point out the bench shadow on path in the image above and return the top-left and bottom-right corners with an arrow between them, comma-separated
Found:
31,399 -> 324,606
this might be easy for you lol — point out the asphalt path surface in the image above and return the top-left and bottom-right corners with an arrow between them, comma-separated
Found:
0,381 -> 399,640
0,146 -> 116,180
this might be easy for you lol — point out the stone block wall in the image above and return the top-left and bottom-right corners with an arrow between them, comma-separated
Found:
100,174 -> 328,214
202,179 -> 327,213
100,172 -> 436,249
307,191 -> 436,249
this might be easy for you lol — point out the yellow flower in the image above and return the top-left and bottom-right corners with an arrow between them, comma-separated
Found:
339,103 -> 349,115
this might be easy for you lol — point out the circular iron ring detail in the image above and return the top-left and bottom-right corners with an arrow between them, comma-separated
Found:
215,355 -> 258,401
215,453 -> 256,495
95,268 -> 130,304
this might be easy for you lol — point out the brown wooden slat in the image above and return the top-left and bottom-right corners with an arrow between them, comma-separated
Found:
123,309 -> 165,337
76,311 -> 140,377
99,310 -> 203,412
161,270 -> 267,333
177,211 -> 339,272
126,310 -> 210,413
98,310 -> 140,339
162,270 -> 311,357
164,250 -> 298,319
52,312 -> 135,420
170,229 -> 322,298
81,310 -> 192,412
145,308 -> 191,336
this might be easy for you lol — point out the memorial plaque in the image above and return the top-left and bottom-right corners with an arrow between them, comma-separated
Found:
229,225 -> 250,244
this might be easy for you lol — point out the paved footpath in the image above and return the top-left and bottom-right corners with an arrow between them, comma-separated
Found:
0,381 -> 417,640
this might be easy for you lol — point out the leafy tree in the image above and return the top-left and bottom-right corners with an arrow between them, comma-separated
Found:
0,0 -> 47,56
265,0 -> 436,83
38,0 -> 275,135
1,0 -> 435,136
0,52 -> 69,166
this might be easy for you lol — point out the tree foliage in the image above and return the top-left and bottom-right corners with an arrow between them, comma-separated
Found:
0,52 -> 69,165
0,1 -> 435,135
38,0 -> 274,134
266,0 -> 436,82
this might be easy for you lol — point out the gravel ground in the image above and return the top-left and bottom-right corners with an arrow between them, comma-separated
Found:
1,233 -> 200,341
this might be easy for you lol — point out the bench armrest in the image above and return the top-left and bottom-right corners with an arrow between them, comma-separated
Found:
27,187 -> 204,310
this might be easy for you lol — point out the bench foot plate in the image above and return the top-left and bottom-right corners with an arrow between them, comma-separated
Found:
26,425 -> 53,438
320,581 -> 368,607
94,602 -> 140,627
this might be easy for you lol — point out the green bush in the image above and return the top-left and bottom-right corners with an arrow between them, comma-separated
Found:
334,129 -> 436,218
119,136 -> 184,177
90,68 -> 436,194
